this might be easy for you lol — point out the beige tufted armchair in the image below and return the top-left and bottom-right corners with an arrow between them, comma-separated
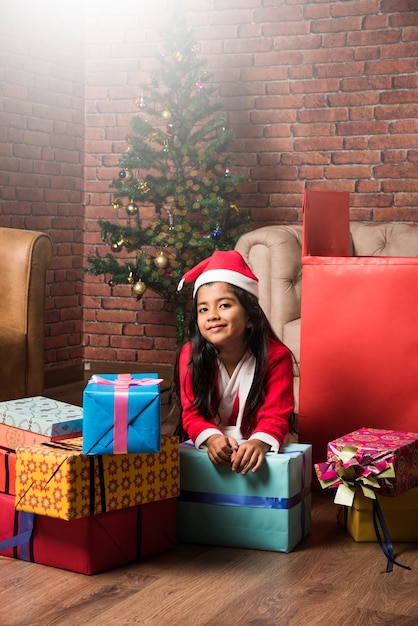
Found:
236,221 -> 418,413
0,227 -> 53,401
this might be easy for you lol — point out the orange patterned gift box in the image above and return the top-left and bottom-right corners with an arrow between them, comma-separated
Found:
14,436 -> 179,521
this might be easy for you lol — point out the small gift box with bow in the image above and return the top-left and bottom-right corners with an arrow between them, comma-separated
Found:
82,373 -> 163,455
315,427 -> 418,507
315,428 -> 418,572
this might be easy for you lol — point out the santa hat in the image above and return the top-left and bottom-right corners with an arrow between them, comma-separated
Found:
177,250 -> 259,298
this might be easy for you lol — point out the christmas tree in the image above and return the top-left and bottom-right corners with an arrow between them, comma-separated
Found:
87,18 -> 250,346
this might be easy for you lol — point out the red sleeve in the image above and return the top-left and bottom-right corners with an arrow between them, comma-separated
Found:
178,343 -> 222,443
249,339 -> 294,447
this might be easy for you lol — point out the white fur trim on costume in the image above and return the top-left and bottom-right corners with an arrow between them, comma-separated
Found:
248,432 -> 279,453
195,428 -> 222,450
193,268 -> 259,298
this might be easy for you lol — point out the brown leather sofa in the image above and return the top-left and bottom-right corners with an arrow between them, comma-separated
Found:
236,222 -> 418,413
0,228 -> 53,401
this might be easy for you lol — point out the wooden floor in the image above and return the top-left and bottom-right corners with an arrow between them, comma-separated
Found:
1,382 -> 417,626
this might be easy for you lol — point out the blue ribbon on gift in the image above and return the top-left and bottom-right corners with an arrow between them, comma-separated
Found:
180,449 -> 309,513
179,489 -> 309,510
0,511 -> 34,561
372,498 -> 411,573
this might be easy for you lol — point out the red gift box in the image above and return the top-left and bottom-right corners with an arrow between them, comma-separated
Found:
0,447 -> 15,495
315,427 -> 418,498
0,492 -> 176,574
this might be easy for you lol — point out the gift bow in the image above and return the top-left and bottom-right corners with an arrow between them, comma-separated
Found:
92,374 -> 163,454
315,443 -> 395,507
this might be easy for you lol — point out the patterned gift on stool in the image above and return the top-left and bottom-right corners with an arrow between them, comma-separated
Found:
0,396 -> 82,449
315,427 -> 418,572
178,442 -> 311,553
15,436 -> 179,520
83,373 -> 163,454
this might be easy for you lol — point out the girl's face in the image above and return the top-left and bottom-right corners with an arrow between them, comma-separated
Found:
196,282 -> 251,352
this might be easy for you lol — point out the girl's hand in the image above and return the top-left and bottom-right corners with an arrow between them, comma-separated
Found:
230,439 -> 270,475
205,434 -> 239,466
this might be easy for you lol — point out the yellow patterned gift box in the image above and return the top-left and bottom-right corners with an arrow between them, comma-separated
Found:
14,436 -> 179,521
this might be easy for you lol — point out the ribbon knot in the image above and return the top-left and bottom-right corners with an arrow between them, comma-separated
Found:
315,444 -> 396,506
92,374 -> 163,454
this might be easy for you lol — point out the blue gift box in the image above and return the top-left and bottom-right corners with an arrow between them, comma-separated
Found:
82,373 -> 161,455
177,442 -> 312,552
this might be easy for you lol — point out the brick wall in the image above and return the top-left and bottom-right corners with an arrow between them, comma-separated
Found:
0,1 -> 85,377
1,0 -> 417,377
83,0 -> 418,373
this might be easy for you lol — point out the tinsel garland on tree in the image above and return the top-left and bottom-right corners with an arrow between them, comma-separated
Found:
86,18 -> 251,346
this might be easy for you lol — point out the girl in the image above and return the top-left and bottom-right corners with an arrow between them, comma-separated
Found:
173,250 -> 294,475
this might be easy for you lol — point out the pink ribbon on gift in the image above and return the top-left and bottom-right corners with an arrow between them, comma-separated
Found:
91,374 -> 163,454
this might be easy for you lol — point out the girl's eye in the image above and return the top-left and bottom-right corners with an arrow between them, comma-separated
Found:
198,306 -> 208,314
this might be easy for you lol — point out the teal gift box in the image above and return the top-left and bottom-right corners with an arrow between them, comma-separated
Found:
177,442 -> 312,552
82,373 -> 162,455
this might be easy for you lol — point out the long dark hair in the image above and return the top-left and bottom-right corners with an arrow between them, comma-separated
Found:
171,282 -> 288,437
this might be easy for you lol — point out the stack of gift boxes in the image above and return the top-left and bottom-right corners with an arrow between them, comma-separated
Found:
0,373 -> 313,574
0,375 -> 180,575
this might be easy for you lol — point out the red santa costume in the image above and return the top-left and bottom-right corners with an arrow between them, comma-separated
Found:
177,250 -> 294,453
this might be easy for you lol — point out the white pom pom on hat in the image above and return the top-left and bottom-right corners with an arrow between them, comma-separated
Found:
177,250 -> 259,299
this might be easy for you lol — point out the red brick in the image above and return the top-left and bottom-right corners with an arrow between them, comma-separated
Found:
374,163 -> 418,178
332,1 -> 380,18
337,121 -> 389,136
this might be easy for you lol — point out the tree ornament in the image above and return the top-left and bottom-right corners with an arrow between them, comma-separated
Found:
173,51 -> 183,62
132,279 -> 147,298
162,109 -> 171,120
211,226 -> 223,241
224,166 -> 231,178
136,180 -> 150,194
111,237 -> 125,252
167,210 -> 174,230
108,279 -> 114,287
154,250 -> 169,269
162,140 -> 169,154
118,169 -> 127,179
126,268 -> 135,284
126,201 -> 138,216
111,199 -> 123,210
134,89 -> 146,109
